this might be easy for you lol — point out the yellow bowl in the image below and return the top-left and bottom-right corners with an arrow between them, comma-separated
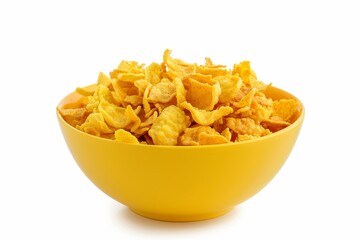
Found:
57,85 -> 304,222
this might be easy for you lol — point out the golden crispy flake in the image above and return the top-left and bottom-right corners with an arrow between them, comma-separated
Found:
60,49 -> 300,145
133,127 -> 150,136
186,79 -> 221,110
110,91 -> 122,105
183,73 -> 217,85
124,95 -> 142,106
250,100 -> 273,122
148,80 -> 176,103
144,107 -> 157,119
118,61 -> 145,73
272,99 -> 300,122
226,117 -> 269,137
261,116 -> 291,132
174,77 -> 186,106
59,104 -> 87,114
145,62 -> 162,84
232,61 -> 267,90
154,97 -> 178,114
85,97 -> 99,113
98,100 -> 128,129
124,105 -> 142,132
142,84 -> 152,115
97,72 -> 112,88
114,129 -> 139,144
233,88 -> 258,109
233,85 -> 249,102
163,49 -> 195,80
110,61 -> 144,79
85,84 -> 118,112
216,75 -> 242,103
181,102 -> 233,125
154,103 -> 164,113
116,73 -> 145,83
134,79 -> 150,96
221,128 -> 232,142
198,132 -> 228,145
140,111 -> 158,128
180,126 -> 228,146
79,113 -> 113,136
234,106 -> 251,114
58,108 -> 88,127
254,91 -> 271,103
148,106 -> 187,145
180,126 -> 215,146
133,105 -> 142,115
112,78 -> 138,105
195,65 -> 229,77
236,134 -> 258,142
97,85 -> 115,102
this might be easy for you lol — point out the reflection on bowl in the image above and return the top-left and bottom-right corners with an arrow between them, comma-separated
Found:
57,85 -> 304,222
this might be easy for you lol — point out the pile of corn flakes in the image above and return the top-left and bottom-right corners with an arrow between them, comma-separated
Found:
58,49 -> 300,146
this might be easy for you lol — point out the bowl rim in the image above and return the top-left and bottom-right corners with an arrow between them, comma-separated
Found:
57,85 -> 305,149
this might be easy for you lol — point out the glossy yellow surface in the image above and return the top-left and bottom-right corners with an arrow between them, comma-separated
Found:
57,85 -> 304,222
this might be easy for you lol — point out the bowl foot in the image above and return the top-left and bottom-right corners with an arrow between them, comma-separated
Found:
129,207 -> 234,222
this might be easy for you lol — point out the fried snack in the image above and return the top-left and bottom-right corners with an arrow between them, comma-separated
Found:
115,129 -> 139,144
58,49 -> 300,145
180,126 -> 228,146
185,78 -> 221,111
148,106 -> 187,146
78,113 -> 113,137
180,102 -> 233,125
148,80 -> 176,103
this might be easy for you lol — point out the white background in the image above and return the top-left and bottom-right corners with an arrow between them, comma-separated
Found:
1,0 -> 359,239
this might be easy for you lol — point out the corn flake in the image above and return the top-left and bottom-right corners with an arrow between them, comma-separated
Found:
145,62 -> 162,84
148,80 -> 176,103
226,117 -> 270,137
98,100 -> 128,129
97,72 -> 112,88
181,102 -> 233,125
59,49 -> 301,145
180,126 -> 217,146
272,99 -> 300,121
174,77 -> 186,106
115,129 -> 139,144
216,75 -> 242,103
148,105 -> 187,146
58,108 -> 88,127
198,132 -> 228,145
221,128 -> 232,142
186,79 -> 221,110
79,113 -> 113,136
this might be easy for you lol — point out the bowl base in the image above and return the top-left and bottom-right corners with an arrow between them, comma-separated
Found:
129,207 -> 234,222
